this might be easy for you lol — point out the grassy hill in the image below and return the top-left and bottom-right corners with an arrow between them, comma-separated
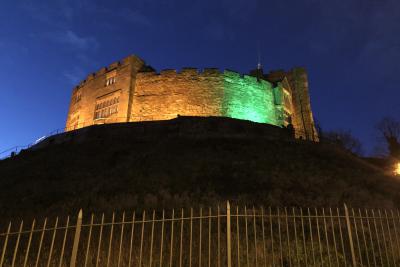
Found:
0,117 -> 398,220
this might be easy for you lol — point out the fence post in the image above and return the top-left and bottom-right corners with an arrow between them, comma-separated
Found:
227,201 -> 232,267
70,209 -> 83,267
344,204 -> 357,267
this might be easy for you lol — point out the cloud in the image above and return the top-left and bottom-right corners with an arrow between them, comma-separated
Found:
76,53 -> 98,66
21,1 -> 99,51
50,30 -> 99,50
63,67 -> 86,85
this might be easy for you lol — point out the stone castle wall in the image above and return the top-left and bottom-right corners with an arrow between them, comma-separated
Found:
131,69 -> 283,125
131,68 -> 224,121
222,70 -> 283,126
65,55 -> 317,141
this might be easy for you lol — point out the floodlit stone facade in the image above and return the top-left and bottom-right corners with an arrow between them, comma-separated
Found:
66,55 -> 318,140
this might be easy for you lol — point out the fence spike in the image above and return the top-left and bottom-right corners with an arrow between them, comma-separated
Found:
253,206 -> 258,267
70,210 -> 82,267
199,207 -> 202,267
128,212 -> 136,267
378,209 -> 390,266
352,208 -> 363,267
278,207 -> 283,267
209,207 -> 212,267
106,212 -> 115,267
34,218 -> 47,267
365,209 -> 377,267
284,207 -> 291,267
227,201 -> 232,267
315,208 -> 323,266
169,209 -> 174,267
139,210 -> 146,267
217,205 -> 221,267
329,208 -> 339,267
269,207 -> 275,267
0,222 -> 11,267
46,217 -> 58,267
189,208 -> 193,267
149,210 -> 155,267
11,220 -> 23,267
160,210 -> 165,267
179,208 -> 184,267
261,206 -> 266,267
23,219 -> 35,267
344,204 -> 357,267
372,209 -> 384,266
358,209 -> 370,267
96,213 -> 105,267
117,212 -> 126,267
83,214 -> 94,267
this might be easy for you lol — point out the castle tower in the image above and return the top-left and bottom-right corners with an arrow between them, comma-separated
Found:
65,55 -> 145,130
265,68 -> 318,141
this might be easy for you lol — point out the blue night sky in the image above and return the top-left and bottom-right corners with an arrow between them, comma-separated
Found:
0,0 -> 399,155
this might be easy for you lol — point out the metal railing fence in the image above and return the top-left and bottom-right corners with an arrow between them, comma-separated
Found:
0,116 -> 132,160
1,203 -> 400,266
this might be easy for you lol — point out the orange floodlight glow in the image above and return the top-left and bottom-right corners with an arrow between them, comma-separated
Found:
395,162 -> 400,176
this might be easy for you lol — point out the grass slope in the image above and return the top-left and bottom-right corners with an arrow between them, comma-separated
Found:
0,117 -> 398,220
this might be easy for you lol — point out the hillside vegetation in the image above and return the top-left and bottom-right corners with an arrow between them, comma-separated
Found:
0,117 -> 398,220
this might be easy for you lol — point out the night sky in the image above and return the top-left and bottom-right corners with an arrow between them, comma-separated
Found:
1,0 -> 399,155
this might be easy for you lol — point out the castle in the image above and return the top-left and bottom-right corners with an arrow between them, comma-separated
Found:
66,55 -> 318,140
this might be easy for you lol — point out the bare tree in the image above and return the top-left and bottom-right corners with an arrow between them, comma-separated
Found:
376,117 -> 400,158
323,130 -> 363,156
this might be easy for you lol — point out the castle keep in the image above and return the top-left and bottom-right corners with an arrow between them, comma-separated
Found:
66,55 -> 318,140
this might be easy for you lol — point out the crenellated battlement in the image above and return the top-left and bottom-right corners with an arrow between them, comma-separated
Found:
203,68 -> 220,75
74,66 -> 276,93
224,70 -> 272,88
135,68 -> 276,91
224,69 -> 241,78
74,55 -> 144,88
136,68 -> 221,81
180,67 -> 198,75
137,67 -> 222,77
135,68 -> 254,79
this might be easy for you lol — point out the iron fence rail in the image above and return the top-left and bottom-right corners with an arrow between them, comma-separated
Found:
1,203 -> 400,266
0,116 -> 131,160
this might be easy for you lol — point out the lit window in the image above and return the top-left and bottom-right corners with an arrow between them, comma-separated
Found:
106,76 -> 116,86
94,96 -> 120,120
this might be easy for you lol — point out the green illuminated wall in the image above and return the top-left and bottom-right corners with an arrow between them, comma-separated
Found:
222,71 -> 284,126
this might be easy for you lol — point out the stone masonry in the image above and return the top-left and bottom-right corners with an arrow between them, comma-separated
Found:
65,55 -> 318,141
